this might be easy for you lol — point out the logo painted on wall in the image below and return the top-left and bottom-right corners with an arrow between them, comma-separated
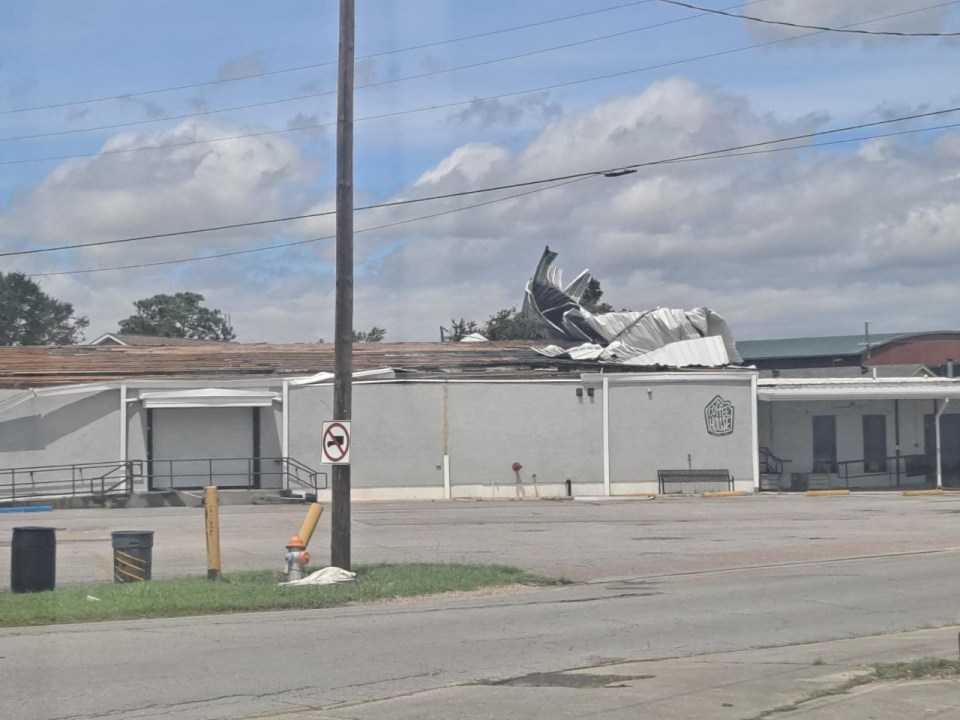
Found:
704,395 -> 735,436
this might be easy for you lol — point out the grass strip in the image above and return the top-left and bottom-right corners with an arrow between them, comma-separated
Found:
751,656 -> 960,718
0,563 -> 560,628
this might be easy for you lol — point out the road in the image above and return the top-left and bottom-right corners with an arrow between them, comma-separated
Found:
2,494 -> 960,719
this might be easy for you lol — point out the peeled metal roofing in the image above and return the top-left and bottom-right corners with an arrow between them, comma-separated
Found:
523,247 -> 741,368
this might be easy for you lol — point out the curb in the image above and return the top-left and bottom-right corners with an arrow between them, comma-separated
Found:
902,489 -> 945,496
701,491 -> 750,498
805,489 -> 851,497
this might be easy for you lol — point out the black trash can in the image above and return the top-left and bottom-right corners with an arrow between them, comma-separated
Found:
10,526 -> 56,593
111,531 -> 154,583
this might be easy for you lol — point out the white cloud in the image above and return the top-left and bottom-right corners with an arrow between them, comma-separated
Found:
739,0 -> 956,41
5,77 -> 960,345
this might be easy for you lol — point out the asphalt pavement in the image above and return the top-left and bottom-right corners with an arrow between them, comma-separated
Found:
2,494 -> 960,719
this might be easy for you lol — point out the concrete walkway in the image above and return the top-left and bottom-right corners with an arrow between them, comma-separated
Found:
260,626 -> 960,720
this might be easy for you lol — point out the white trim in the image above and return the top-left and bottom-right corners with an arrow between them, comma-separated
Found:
88,333 -> 127,346
602,375 -> 611,497
119,383 -> 128,462
281,380 -> 290,464
751,374 -> 759,491
443,455 -> 451,500
312,486 -> 446,502
758,378 -> 960,401
936,398 -> 951,490
139,389 -> 279,408
581,371 -> 754,387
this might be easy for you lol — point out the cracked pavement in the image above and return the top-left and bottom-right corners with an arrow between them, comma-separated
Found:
3,495 -> 960,719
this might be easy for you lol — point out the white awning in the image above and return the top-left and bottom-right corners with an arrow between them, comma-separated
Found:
138,389 -> 279,408
758,378 -> 960,401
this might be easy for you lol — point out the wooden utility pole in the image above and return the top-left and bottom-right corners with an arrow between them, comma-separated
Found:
331,0 -> 355,570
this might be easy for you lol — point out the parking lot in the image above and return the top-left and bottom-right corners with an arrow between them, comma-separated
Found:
3,492 -> 960,590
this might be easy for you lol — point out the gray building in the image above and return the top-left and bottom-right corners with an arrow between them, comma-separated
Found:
2,342 -> 959,502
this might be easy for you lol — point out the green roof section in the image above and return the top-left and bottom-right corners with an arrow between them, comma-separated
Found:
737,333 -> 907,360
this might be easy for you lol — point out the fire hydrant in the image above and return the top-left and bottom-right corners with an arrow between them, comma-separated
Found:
283,535 -> 310,582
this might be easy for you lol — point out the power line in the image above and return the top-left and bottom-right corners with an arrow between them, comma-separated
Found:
2,1 -> 946,166
27,178 -> 592,277
26,116 -> 960,279
6,104 -> 959,260
0,2 -> 733,145
0,1 -> 656,116
658,0 -> 960,36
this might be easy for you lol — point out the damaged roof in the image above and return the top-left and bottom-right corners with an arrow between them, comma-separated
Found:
0,341 -> 746,389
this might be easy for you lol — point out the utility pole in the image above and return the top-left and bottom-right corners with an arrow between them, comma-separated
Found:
331,0 -> 354,570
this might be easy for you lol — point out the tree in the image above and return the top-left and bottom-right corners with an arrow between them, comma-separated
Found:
352,326 -> 386,343
441,318 -> 479,342
118,292 -> 235,341
0,272 -> 89,346
482,307 -> 547,341
580,279 -> 614,314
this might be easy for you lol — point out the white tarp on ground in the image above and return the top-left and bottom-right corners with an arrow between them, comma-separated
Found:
523,247 -> 742,368
279,566 -> 357,586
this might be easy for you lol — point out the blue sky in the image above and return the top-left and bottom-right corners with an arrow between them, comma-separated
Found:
2,1 -> 959,343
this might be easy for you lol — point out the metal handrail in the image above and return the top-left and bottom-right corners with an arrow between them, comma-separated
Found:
0,460 -> 139,501
836,453 -> 931,488
1,456 -> 325,499
758,447 -> 787,476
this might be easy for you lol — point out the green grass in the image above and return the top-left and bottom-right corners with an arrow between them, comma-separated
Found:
0,563 -> 560,628
870,657 -> 960,680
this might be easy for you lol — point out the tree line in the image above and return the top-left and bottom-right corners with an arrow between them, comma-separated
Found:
1,272 -> 616,346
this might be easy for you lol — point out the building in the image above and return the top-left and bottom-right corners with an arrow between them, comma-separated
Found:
1,339 -> 959,503
0,342 -> 757,502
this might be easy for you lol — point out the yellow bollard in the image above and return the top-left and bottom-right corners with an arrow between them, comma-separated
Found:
297,503 -> 324,547
204,486 -> 221,580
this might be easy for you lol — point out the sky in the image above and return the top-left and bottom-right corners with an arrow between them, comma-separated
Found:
1,0 -> 959,344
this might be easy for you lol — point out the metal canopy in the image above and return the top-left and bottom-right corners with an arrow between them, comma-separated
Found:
138,389 -> 279,408
757,378 -> 960,401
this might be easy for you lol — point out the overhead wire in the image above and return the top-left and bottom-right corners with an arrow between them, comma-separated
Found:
0,1 -> 657,116
26,177 -> 593,277
0,2 -> 756,144
6,103 -> 959,261
25,116 -> 960,279
657,0 -> 960,36
2,1 -> 949,167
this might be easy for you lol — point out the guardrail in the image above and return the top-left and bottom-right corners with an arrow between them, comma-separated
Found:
0,460 -> 139,501
0,457 -> 326,500
147,456 -> 327,492
836,454 -> 931,489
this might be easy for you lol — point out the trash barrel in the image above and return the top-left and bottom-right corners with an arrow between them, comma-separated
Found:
111,531 -> 154,582
10,526 -> 56,593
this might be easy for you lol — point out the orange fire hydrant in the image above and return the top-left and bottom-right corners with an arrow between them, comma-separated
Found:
283,535 -> 310,582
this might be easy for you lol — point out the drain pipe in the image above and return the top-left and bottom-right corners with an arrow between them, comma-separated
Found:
936,398 -> 951,490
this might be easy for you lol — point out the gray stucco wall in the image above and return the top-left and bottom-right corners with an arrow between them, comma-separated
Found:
288,383 -> 446,489
446,381 -> 602,490
0,389 -> 120,468
608,377 -> 755,486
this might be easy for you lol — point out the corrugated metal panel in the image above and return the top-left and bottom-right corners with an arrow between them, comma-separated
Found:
611,336 -> 731,368
523,247 -> 740,368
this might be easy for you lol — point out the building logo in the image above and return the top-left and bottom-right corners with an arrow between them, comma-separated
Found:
704,395 -> 735,436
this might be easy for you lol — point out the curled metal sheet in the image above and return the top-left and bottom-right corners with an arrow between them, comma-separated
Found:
525,247 -> 742,368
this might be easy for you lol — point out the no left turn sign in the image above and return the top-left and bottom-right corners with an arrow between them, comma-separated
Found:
321,421 -> 351,464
